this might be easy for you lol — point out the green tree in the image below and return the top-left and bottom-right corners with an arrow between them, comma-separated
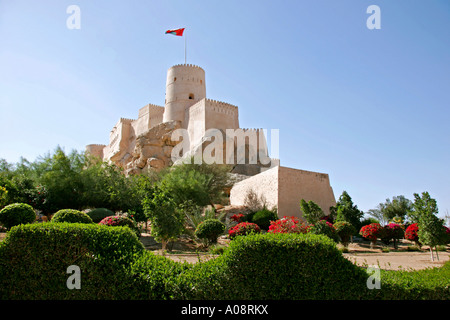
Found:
409,191 -> 438,224
300,199 -> 324,224
331,191 -> 363,234
380,195 -> 412,223
38,147 -> 85,214
413,192 -> 446,261
142,186 -> 185,251
82,158 -> 136,212
158,160 -> 232,209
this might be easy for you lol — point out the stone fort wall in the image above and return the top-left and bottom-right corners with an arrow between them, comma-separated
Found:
230,166 -> 336,220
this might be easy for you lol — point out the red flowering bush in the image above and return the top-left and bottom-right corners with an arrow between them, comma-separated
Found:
99,215 -> 139,236
359,223 -> 382,242
230,213 -> 244,223
380,223 -> 404,249
228,222 -> 261,239
405,223 -> 420,246
268,216 -> 309,234
444,226 -> 450,244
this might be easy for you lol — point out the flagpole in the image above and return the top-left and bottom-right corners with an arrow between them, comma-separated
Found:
184,30 -> 187,64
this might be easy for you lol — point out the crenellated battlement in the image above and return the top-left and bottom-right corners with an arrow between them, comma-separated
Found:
170,63 -> 204,71
119,117 -> 135,123
205,98 -> 238,116
205,98 -> 237,109
139,103 -> 164,118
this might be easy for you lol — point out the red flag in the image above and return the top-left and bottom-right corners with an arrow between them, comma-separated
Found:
165,28 -> 185,36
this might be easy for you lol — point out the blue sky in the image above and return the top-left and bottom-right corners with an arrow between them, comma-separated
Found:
0,0 -> 449,218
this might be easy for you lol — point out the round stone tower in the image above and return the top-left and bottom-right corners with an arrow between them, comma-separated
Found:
163,64 -> 206,128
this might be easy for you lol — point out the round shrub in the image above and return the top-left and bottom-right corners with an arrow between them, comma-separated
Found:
228,222 -> 261,239
86,208 -> 114,223
0,203 -> 36,229
51,209 -> 93,224
333,221 -> 356,247
308,220 -> 339,242
0,223 -> 144,299
251,208 -> 278,230
99,215 -> 140,236
195,219 -> 225,245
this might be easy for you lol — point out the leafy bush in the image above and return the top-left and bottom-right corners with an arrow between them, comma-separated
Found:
86,208 -> 114,223
51,209 -> 93,224
333,221 -> 356,247
175,233 -> 369,299
0,203 -> 36,229
228,222 -> 261,239
98,215 -> 140,236
308,220 -> 339,243
0,223 -> 144,299
194,219 -> 225,245
251,208 -> 278,231
239,211 -> 255,223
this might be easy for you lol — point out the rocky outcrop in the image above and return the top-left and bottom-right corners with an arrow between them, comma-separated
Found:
125,120 -> 182,175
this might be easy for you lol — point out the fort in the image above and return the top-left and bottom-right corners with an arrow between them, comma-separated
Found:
86,63 -> 336,219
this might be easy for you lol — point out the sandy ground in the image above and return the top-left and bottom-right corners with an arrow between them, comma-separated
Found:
343,251 -> 449,270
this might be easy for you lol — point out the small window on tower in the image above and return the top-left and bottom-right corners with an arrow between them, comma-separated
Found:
200,80 -> 202,84
174,77 -> 177,82
189,93 -> 194,100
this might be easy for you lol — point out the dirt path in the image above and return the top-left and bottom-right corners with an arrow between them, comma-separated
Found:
343,251 -> 450,270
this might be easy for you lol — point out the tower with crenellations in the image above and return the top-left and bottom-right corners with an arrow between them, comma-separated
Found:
86,63 -> 267,174
163,64 -> 206,128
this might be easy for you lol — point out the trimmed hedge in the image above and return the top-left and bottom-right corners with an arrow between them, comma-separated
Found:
51,209 -> 93,224
174,233 -> 369,299
0,223 -> 144,299
0,203 -> 36,229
